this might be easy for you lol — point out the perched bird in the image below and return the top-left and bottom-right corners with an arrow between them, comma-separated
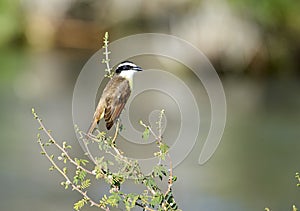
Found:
87,61 -> 143,135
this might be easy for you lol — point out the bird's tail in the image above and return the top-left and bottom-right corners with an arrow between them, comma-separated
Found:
86,103 -> 105,137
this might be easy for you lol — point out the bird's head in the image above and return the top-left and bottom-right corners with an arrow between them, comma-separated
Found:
115,61 -> 143,79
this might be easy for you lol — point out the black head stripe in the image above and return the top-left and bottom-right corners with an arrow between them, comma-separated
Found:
115,61 -> 137,74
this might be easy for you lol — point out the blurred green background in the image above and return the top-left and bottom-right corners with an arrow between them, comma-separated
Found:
1,0 -> 300,210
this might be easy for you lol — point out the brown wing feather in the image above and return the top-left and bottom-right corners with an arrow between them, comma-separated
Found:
105,101 -> 126,130
103,78 -> 131,130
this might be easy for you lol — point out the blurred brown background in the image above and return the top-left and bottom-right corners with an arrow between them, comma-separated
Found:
1,0 -> 300,210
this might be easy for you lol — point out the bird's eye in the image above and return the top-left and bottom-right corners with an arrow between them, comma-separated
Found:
123,65 -> 129,70
116,65 -> 132,73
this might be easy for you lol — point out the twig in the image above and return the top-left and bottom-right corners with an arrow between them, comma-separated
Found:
80,132 -> 98,165
166,154 -> 173,193
140,121 -> 159,140
102,32 -> 113,78
157,109 -> 165,138
144,206 -> 157,211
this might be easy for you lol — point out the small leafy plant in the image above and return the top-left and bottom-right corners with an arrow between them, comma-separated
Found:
32,108 -> 179,211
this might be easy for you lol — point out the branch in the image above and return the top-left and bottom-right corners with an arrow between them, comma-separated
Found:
167,154 -> 173,193
140,120 -> 159,140
102,32 -> 113,78
157,109 -> 165,138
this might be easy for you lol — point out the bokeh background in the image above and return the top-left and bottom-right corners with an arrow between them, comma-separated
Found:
1,0 -> 300,210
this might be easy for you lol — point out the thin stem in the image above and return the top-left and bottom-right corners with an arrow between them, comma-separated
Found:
157,109 -> 165,138
140,121 -> 159,140
82,133 -> 98,165
166,154 -> 173,193
102,32 -> 112,78
144,206 -> 157,211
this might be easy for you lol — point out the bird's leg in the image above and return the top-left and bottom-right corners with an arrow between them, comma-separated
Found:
112,119 -> 120,146
111,119 -> 124,155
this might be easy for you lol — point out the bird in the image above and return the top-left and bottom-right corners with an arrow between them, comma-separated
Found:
87,61 -> 143,135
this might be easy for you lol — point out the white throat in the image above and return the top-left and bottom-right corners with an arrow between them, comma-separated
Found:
119,69 -> 136,79
119,70 -> 136,88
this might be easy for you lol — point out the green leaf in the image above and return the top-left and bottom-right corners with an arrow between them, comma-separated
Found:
73,169 -> 87,185
96,156 -> 104,164
156,143 -> 169,160
104,32 -> 109,41
293,205 -> 298,211
48,139 -> 54,144
74,158 -> 80,165
74,198 -> 87,211
62,141 -> 71,149
124,193 -> 140,211
96,131 -> 106,140
107,160 -> 114,166
153,165 -> 167,180
150,193 -> 163,207
75,158 -> 89,166
61,180 -> 70,190
107,193 -> 121,207
98,141 -> 103,150
81,179 -> 91,189
143,177 -> 158,191
100,195 -> 108,207
32,108 -> 38,119
94,166 -> 104,179
142,127 -> 150,141
159,143 -> 169,154
80,159 -> 89,166
63,167 -> 67,174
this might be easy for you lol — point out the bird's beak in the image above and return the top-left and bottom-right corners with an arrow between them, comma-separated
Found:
133,66 -> 143,71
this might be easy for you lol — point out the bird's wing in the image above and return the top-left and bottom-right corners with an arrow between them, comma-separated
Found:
86,77 -> 116,135
104,79 -> 131,130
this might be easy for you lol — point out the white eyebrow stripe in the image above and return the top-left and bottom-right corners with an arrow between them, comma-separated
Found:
117,62 -> 137,68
